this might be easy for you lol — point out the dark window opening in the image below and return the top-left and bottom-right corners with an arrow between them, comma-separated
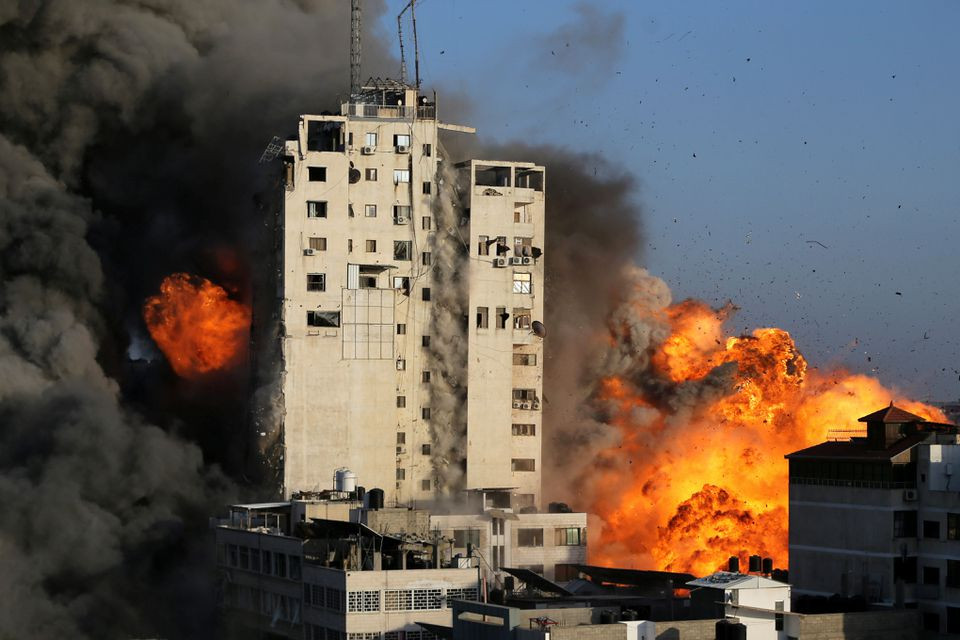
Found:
307,311 -> 340,327
308,166 -> 327,181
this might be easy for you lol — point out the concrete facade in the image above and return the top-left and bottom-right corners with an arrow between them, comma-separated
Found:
430,510 -> 587,584
277,87 -> 546,508
786,407 -> 960,637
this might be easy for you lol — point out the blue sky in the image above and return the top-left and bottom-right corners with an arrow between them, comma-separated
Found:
381,0 -> 960,399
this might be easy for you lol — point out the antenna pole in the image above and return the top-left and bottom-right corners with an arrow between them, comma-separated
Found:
350,0 -> 362,97
397,11 -> 408,85
411,0 -> 421,89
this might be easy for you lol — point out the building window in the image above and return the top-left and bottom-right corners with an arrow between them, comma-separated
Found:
453,529 -> 481,548
422,370 -> 431,383
513,389 -> 537,403
261,550 -> 272,574
347,590 -> 381,613
476,306 -> 489,329
478,235 -> 490,256
364,204 -> 377,217
949,513 -> 960,540
894,510 -> 918,537
365,167 -> 377,181
924,565 -> 941,585
423,143 -> 432,157
555,564 -> 580,582
365,239 -> 376,252
422,251 -> 431,265
397,323 -> 406,335
394,240 -> 412,261
397,396 -> 406,408
555,527 -> 583,546
421,479 -> 432,491
422,335 -> 431,347
775,601 -> 785,631
421,444 -> 431,455
359,274 -> 377,288
275,553 -> 287,578
365,132 -> 377,147
394,169 -> 410,183
394,134 -> 411,148
396,358 -> 406,370
496,307 -> 507,329
308,166 -> 327,181
948,607 -> 960,634
307,201 -> 327,218
514,204 -> 531,223
422,287 -> 431,301
893,556 -> 917,584
512,424 -> 536,436
290,556 -> 302,581
924,519 -> 941,539
397,432 -> 406,444
423,181 -> 431,194
513,353 -> 537,366
924,613 -> 941,632
947,560 -> 960,588
309,237 -> 327,250
422,216 -> 432,230
393,205 -> 411,220
307,273 -> 325,291
513,272 -> 532,294
307,311 -> 340,327
393,276 -> 410,296
513,236 -> 532,257
422,407 -> 431,420
348,238 -> 353,253
396,468 -> 406,481
512,458 -> 536,472
513,308 -> 532,329
517,528 -> 543,547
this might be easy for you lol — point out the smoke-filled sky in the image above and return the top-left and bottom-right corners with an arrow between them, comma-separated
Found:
387,0 -> 960,400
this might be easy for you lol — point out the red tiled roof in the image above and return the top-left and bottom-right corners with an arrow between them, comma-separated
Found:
858,403 -> 927,424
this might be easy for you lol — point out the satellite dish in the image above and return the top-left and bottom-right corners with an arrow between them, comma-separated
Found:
531,321 -> 546,338
349,168 -> 361,184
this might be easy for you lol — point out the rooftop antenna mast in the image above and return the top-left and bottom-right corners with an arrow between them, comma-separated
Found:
397,0 -> 422,88
350,0 -> 362,97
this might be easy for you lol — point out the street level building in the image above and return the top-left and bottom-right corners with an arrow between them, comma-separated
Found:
786,404 -> 960,636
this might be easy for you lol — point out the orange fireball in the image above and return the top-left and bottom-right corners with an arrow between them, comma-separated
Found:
587,297 -> 944,577
143,273 -> 250,379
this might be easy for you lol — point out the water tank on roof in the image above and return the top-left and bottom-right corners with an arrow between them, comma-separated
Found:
749,555 -> 762,573
600,610 -> 617,625
728,556 -> 740,573
728,622 -> 747,640
334,468 -> 357,493
368,488 -> 384,510
762,557 -> 774,574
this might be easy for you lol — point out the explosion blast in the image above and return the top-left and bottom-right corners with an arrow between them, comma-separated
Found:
143,273 -> 251,379
583,282 -> 944,576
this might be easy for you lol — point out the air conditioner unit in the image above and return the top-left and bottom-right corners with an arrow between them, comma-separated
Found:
512,401 -> 523,409
493,258 -> 507,268
507,257 -> 521,266
361,146 -> 375,155
394,216 -> 408,225
903,489 -> 918,501
303,248 -> 316,256
396,145 -> 410,153
520,402 -> 531,410
532,400 -> 541,410
522,257 -> 533,265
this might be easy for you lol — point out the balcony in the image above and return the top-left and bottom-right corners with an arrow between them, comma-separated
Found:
341,103 -> 436,120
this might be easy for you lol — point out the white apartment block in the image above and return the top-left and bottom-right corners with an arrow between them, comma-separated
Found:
277,81 -> 545,507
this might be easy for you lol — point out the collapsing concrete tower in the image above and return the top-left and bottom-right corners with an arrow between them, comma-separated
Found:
275,34 -> 546,509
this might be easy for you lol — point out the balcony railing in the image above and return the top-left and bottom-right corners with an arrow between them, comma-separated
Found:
790,477 -> 916,490
341,103 -> 436,120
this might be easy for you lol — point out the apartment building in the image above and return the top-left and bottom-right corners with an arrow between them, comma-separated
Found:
277,80 -> 546,507
215,500 -> 479,640
786,404 -> 960,636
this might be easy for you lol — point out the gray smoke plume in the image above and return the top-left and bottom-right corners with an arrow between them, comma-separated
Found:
0,1 -> 397,637
425,157 -> 470,492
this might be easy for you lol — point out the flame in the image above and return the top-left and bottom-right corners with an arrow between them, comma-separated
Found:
588,297 -> 944,577
143,273 -> 250,379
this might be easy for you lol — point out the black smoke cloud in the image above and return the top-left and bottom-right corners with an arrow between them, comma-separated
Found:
532,1 -> 627,81
0,0 -> 395,637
